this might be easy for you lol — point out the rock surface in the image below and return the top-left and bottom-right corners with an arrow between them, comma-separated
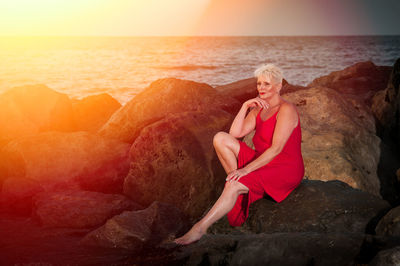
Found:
72,93 -> 121,132
376,206 -> 400,237
175,232 -> 365,266
0,84 -> 74,143
98,78 -> 240,143
369,246 -> 400,266
0,131 -> 131,213
32,190 -> 142,228
283,86 -> 382,196
372,58 -> 400,146
124,110 -> 231,220
210,180 -> 390,235
80,201 -> 189,251
309,61 -> 392,104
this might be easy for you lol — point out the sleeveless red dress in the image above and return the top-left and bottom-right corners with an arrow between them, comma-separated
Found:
227,107 -> 304,226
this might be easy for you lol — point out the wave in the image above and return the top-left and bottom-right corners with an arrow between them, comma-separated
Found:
154,64 -> 218,71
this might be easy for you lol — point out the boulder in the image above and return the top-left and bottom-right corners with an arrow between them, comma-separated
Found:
80,201 -> 189,251
369,246 -> 400,266
210,180 -> 390,235
0,84 -> 74,143
71,93 -> 121,132
284,86 -> 381,196
371,58 -> 400,145
98,78 -> 240,143
175,232 -> 365,266
0,131 -> 131,213
376,206 -> 400,237
32,190 -> 142,228
123,110 -> 232,220
309,61 -> 392,105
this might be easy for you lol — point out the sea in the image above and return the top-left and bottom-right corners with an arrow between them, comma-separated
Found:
0,36 -> 399,105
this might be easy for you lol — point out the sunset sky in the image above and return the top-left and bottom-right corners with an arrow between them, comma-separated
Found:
0,0 -> 399,36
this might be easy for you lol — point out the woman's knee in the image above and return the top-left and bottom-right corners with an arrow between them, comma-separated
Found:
213,131 -> 228,147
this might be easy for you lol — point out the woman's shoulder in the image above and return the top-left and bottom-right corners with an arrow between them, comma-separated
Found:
277,100 -> 298,120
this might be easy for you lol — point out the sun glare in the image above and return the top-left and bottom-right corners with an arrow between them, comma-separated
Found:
0,0 -> 211,36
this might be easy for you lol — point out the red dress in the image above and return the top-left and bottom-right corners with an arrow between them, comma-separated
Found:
227,107 -> 304,226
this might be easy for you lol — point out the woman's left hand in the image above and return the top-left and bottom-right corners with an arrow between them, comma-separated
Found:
226,168 -> 249,182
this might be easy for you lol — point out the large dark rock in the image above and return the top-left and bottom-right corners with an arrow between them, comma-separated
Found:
376,206 -> 400,237
309,61 -> 392,105
369,246 -> 400,266
80,201 -> 189,251
210,180 -> 390,235
0,132 -> 131,214
175,232 -> 365,266
71,93 -> 121,132
372,58 -> 400,146
281,86 -> 381,196
123,110 -> 231,220
98,78 -> 240,143
32,190 -> 142,228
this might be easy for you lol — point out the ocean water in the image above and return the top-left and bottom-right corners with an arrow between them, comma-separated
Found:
0,36 -> 399,105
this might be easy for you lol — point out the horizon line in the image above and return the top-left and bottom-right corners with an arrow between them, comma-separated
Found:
1,34 -> 400,38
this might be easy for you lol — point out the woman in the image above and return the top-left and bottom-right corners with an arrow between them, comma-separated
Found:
175,64 -> 304,245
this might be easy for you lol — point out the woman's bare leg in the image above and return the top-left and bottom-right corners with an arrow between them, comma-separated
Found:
174,181 -> 249,245
213,132 -> 241,174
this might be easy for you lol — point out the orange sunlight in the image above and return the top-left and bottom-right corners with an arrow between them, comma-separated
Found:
0,0 -> 211,36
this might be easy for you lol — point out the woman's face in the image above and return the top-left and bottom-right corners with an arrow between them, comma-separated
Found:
257,75 -> 281,100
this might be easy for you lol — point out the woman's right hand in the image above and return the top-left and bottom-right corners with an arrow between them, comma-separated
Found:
243,97 -> 269,110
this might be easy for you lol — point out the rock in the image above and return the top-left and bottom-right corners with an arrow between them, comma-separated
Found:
176,232 -> 365,266
0,84 -> 74,143
376,206 -> 400,237
123,110 -> 232,220
309,61 -> 392,105
283,86 -> 381,196
371,58 -> 400,145
80,201 -> 189,251
98,78 -> 240,143
0,131 -> 131,213
32,190 -> 142,228
369,246 -> 400,266
72,93 -> 121,132
210,180 -> 390,235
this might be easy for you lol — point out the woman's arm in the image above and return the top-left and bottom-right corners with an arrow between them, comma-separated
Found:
229,98 -> 268,138
226,103 -> 298,181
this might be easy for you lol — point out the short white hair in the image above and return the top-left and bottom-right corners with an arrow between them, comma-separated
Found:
254,64 -> 283,84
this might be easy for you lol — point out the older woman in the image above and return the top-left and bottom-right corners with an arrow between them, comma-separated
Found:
175,64 -> 304,245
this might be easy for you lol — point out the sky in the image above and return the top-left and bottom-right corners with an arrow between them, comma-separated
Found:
0,0 -> 399,36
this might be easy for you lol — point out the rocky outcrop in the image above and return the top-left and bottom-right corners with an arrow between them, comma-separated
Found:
371,58 -> 400,146
123,110 -> 232,220
98,78 -> 240,143
309,61 -> 392,105
210,180 -> 390,235
175,232 -> 365,266
32,190 -> 141,228
71,93 -> 121,132
369,246 -> 400,266
282,86 -> 381,196
0,131 -> 131,214
0,84 -> 74,143
80,201 -> 189,251
375,206 -> 400,236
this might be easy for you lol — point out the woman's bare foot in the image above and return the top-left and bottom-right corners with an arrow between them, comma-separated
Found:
174,224 -> 205,245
